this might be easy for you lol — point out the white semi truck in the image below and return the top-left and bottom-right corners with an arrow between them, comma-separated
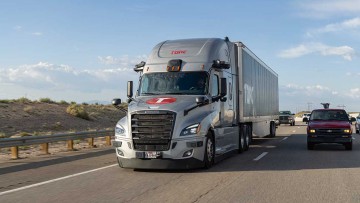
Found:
112,37 -> 278,169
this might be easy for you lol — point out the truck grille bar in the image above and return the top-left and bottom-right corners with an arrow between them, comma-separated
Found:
131,111 -> 176,151
316,128 -> 343,135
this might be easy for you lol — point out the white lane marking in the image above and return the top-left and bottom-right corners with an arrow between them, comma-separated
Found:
0,164 -> 118,196
292,130 -> 296,133
253,152 -> 268,161
281,137 -> 288,141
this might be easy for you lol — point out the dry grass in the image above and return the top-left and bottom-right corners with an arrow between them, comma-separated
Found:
0,97 -> 124,138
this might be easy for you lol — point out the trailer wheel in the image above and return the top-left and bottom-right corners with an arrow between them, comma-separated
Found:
238,125 -> 246,153
203,132 -> 215,169
244,125 -> 250,151
270,122 -> 276,138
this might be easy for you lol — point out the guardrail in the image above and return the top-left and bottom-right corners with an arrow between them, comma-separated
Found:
0,129 -> 114,159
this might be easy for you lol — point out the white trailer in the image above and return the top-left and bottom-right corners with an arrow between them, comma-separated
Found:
112,37 -> 278,169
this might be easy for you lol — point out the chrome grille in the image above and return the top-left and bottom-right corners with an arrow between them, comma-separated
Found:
131,111 -> 175,151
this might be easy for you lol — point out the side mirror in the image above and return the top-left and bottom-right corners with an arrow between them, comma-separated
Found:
127,81 -> 133,98
112,98 -> 122,106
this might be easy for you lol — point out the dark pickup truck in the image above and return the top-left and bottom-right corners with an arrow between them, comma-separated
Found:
305,108 -> 353,150
278,111 -> 295,126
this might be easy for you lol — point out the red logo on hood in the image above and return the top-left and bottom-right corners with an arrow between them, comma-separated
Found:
146,97 -> 177,104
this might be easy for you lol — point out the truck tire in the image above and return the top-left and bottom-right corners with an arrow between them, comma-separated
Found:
307,142 -> 314,150
345,142 -> 352,150
203,132 -> 215,169
269,122 -> 276,138
244,125 -> 250,151
117,157 -> 124,168
238,125 -> 246,153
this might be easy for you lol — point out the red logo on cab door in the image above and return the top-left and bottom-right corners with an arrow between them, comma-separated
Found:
146,97 -> 177,104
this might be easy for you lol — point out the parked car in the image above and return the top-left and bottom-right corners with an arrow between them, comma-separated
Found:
355,117 -> 360,134
278,111 -> 295,126
306,108 -> 353,150
302,113 -> 311,122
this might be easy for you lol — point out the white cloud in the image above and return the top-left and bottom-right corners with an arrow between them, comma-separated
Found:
0,61 -> 139,93
346,88 -> 360,98
307,17 -> 360,37
278,42 -> 355,61
299,0 -> 360,18
31,32 -> 43,36
98,55 -> 147,66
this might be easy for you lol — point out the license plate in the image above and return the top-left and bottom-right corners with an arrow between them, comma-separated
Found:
136,151 -> 161,159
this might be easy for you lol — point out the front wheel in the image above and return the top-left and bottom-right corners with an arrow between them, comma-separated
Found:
307,142 -> 314,150
238,125 -> 246,153
345,142 -> 352,150
203,133 -> 215,169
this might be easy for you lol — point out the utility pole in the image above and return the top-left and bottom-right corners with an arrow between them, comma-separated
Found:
337,104 -> 346,109
307,102 -> 313,112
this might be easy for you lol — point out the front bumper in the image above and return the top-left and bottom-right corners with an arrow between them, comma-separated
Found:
279,120 -> 293,124
112,137 -> 206,169
117,156 -> 204,169
307,134 -> 352,144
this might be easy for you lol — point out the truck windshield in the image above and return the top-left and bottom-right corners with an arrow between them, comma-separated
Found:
310,110 -> 349,121
139,72 -> 209,96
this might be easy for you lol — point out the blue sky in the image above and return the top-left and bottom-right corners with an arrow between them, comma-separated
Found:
1,0 -> 360,112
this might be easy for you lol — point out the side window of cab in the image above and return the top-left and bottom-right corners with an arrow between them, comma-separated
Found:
211,74 -> 219,97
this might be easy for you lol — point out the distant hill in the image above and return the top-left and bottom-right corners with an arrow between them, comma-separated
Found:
0,99 -> 126,138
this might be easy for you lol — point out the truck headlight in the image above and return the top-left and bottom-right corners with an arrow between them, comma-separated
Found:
115,124 -> 126,136
344,129 -> 351,134
309,129 -> 316,133
180,124 -> 201,136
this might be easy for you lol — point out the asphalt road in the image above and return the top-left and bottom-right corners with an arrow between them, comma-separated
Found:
1,123 -> 360,203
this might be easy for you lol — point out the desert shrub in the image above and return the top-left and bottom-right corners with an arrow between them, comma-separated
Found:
52,122 -> 63,130
0,132 -> 7,138
16,97 -> 32,103
39,97 -> 55,103
66,104 -> 90,120
23,106 -> 34,114
0,99 -> 11,103
11,132 -> 32,137
70,101 -> 77,105
82,102 -> 89,106
59,100 -> 69,105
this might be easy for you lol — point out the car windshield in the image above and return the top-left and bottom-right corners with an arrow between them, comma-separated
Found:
310,110 -> 349,121
280,111 -> 291,114
138,71 -> 209,96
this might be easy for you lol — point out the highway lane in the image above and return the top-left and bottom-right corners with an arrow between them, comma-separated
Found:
1,123 -> 360,202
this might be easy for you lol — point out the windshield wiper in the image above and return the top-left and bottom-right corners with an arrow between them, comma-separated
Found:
141,93 -> 161,95
163,92 -> 187,95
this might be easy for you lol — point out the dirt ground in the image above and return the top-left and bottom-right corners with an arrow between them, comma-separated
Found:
0,101 -> 125,161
